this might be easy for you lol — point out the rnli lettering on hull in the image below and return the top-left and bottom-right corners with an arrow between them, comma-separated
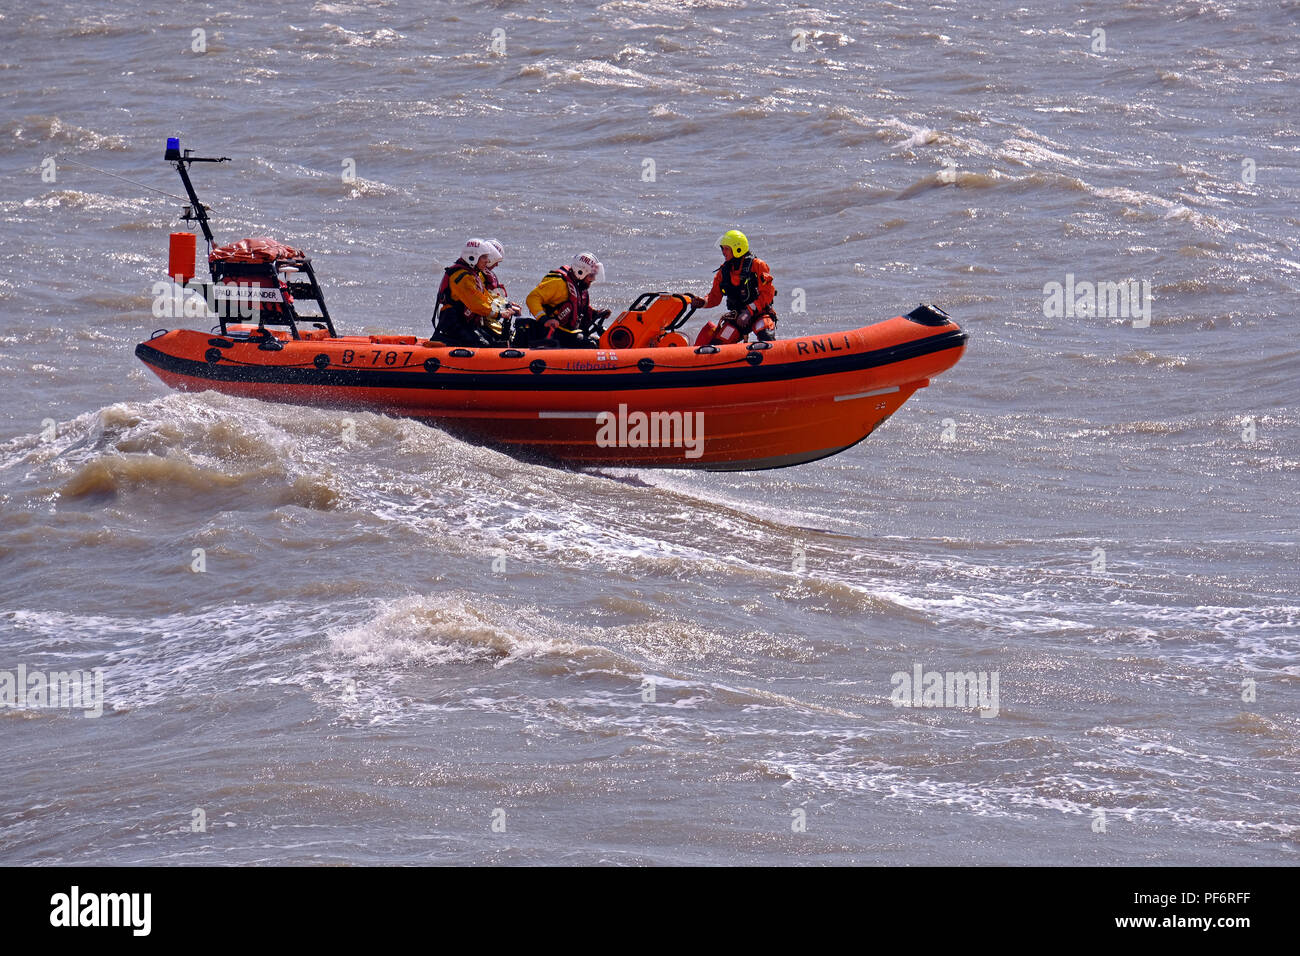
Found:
795,335 -> 853,356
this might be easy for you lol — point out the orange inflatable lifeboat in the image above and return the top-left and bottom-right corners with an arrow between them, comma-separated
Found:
137,140 -> 967,470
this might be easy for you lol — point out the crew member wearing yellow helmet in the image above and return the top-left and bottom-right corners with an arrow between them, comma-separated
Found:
691,229 -> 778,345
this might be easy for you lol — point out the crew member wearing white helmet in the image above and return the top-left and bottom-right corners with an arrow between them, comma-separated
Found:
482,238 -> 507,295
519,252 -> 611,348
432,238 -> 520,346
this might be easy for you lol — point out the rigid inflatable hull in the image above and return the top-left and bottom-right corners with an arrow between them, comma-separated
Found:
135,316 -> 967,470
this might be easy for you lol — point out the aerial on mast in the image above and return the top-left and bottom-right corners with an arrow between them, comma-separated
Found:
163,137 -> 230,249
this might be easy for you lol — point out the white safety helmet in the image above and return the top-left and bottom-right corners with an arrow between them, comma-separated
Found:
483,239 -> 504,269
461,237 -> 491,268
570,252 -> 605,283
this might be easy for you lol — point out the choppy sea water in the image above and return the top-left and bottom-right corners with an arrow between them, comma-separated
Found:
0,0 -> 1296,864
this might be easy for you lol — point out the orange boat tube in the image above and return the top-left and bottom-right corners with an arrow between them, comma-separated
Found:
135,305 -> 967,470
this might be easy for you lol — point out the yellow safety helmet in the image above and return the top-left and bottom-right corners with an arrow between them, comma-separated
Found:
717,229 -> 749,258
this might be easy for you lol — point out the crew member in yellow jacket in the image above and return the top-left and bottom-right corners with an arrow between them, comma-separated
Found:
432,238 -> 520,346
518,252 -> 609,348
